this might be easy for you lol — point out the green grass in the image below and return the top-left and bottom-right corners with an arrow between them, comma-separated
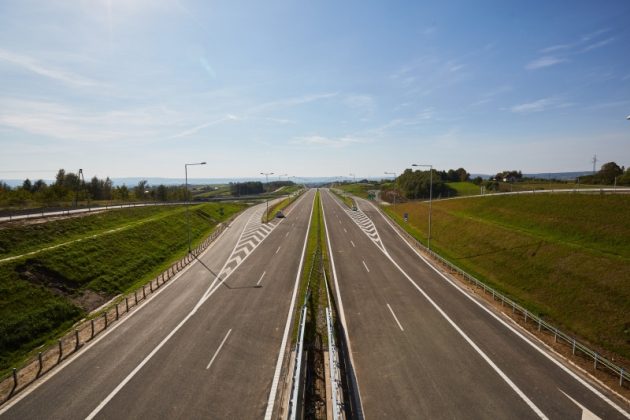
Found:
385,194 -> 630,359
336,183 -> 374,199
293,191 -> 330,344
330,189 -> 354,208
446,181 -> 481,196
0,202 -> 245,371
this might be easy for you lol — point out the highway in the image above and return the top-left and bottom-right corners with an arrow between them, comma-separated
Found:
320,189 -> 629,419
0,189 -> 316,419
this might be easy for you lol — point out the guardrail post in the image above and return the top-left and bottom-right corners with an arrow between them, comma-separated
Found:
134,290 -> 138,305
11,368 -> 17,395
142,285 -> 146,299
103,312 -> 108,329
57,340 -> 63,363
538,318 -> 541,331
75,329 -> 80,350
37,352 -> 43,377
572,338 -> 576,355
594,353 -> 598,370
90,319 -> 95,339
150,281 -> 153,292
125,297 -> 129,312
115,303 -> 119,320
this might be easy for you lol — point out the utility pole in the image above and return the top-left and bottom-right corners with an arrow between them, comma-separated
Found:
592,154 -> 598,174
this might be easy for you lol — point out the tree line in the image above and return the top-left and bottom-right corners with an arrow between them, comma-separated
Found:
229,180 -> 294,196
0,169 -> 188,208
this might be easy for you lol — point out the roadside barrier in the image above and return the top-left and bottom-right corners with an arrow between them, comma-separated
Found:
289,305 -> 308,420
0,217 -> 235,404
380,208 -> 630,389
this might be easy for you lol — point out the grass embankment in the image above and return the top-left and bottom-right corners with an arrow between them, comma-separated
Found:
330,189 -> 354,209
337,183 -> 374,199
446,182 -> 480,196
384,194 -> 630,359
0,202 -> 244,371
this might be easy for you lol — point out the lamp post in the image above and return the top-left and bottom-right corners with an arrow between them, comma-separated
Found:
384,171 -> 397,205
412,163 -> 433,250
349,173 -> 356,183
261,171 -> 274,223
185,162 -> 206,253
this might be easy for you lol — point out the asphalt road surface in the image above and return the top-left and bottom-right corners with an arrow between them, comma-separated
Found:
0,189 -> 316,419
320,189 -> 629,420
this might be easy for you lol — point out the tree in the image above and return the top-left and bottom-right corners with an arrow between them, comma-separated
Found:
156,184 -> 168,201
598,162 -> 623,184
455,168 -> 470,182
22,178 -> 33,192
135,180 -> 148,200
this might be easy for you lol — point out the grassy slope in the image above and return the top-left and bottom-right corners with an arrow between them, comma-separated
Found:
0,202 -> 244,370
385,194 -> 630,358
330,189 -> 353,209
446,181 -> 480,196
337,183 -> 374,199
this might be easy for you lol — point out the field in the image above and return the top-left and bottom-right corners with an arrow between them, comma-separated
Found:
0,202 -> 245,371
385,194 -> 630,359
445,181 -> 480,196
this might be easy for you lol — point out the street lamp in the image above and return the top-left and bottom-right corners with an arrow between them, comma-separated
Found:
349,173 -> 356,183
185,161 -> 206,253
261,171 -> 274,223
384,171 -> 397,205
412,163 -> 433,251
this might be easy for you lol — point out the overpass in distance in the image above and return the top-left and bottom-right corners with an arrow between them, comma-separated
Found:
0,188 -> 628,419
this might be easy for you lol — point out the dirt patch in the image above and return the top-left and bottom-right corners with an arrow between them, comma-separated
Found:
15,260 -> 110,312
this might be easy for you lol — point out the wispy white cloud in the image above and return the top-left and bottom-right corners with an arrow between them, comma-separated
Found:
250,92 -> 338,113
581,37 -> 615,53
289,135 -> 364,148
510,97 -> 572,114
170,114 -> 238,138
0,98 -> 178,142
530,28 -> 615,70
0,48 -> 100,88
526,56 -> 567,70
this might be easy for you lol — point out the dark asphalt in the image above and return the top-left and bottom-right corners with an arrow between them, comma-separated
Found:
0,190 -> 316,420
320,189 -> 629,419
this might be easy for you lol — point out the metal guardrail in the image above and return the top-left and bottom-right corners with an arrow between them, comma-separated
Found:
0,218 -> 234,404
289,305 -> 308,420
381,208 -> 630,388
0,201 -> 189,223
326,307 -> 342,420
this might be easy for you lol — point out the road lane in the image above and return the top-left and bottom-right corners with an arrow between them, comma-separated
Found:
322,188 -> 628,419
321,190 -> 539,419
358,196 -> 629,419
1,190 -> 315,419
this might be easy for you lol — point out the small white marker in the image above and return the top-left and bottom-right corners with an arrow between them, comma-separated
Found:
285,231 -> 290,238
206,329 -> 232,370
350,240 -> 355,248
387,304 -> 404,331
257,271 -> 266,286
362,260 -> 370,272
343,228 -> 347,233
275,246 -> 281,254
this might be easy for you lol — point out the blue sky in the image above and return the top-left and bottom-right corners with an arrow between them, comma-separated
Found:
1,0 -> 629,181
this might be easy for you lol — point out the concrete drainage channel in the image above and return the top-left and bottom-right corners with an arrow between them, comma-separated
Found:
0,217 -> 236,404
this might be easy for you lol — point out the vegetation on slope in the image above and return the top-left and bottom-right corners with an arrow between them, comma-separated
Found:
0,202 -> 244,371
384,194 -> 630,359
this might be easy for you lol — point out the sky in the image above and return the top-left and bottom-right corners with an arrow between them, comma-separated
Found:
1,0 -> 629,181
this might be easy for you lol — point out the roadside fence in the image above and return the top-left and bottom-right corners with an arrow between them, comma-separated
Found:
381,209 -> 630,389
0,218 -> 234,404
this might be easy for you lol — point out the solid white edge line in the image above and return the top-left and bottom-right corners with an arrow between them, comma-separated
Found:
83,205 -> 265,419
362,260 -> 370,273
386,304 -> 404,331
0,208 -> 240,416
263,190 -> 315,420
321,190 -> 366,417
206,329 -> 232,370
257,271 -> 266,286
383,251 -> 548,419
367,199 -> 630,418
